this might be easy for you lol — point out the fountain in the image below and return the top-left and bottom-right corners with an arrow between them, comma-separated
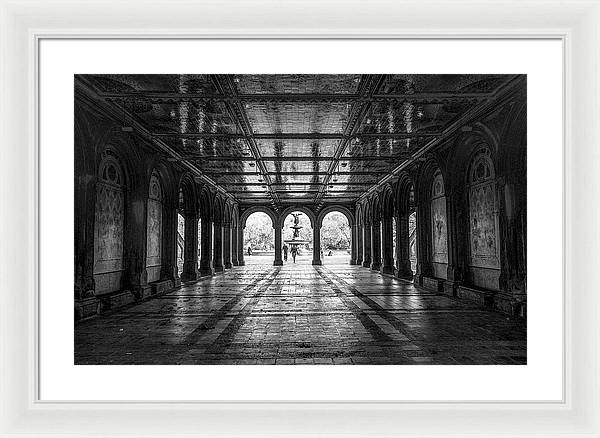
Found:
284,212 -> 310,252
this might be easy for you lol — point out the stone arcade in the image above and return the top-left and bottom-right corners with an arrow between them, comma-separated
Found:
74,75 -> 526,365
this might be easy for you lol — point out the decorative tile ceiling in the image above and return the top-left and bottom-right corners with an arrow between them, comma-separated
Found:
77,74 -> 517,208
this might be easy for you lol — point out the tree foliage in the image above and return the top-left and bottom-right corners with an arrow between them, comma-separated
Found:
320,212 -> 350,249
243,212 -> 274,250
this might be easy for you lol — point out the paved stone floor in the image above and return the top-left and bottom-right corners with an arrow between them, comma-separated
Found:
75,263 -> 527,365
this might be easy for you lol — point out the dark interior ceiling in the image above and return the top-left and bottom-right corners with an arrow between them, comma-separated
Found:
76,74 -> 519,210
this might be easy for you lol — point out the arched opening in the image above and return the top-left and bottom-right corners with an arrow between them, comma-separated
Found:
467,146 -> 500,289
282,211 -> 313,264
93,154 -> 126,294
320,211 -> 351,264
243,212 -> 274,264
407,184 -> 417,276
146,170 -> 163,283
176,187 -> 185,276
430,170 -> 448,279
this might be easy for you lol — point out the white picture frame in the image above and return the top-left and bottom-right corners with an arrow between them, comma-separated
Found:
0,0 -> 597,436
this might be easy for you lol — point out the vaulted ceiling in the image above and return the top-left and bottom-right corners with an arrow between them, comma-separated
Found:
76,74 -> 520,209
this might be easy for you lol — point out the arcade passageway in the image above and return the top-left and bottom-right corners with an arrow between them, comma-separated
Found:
74,74 -> 527,365
75,263 -> 526,365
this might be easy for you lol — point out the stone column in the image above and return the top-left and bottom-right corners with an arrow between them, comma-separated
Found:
199,216 -> 213,277
213,221 -> 224,273
381,216 -> 395,275
370,220 -> 382,271
349,223 -> 358,265
362,223 -> 372,268
237,226 -> 245,266
415,202 -> 432,285
161,204 -> 180,285
231,224 -> 240,266
274,225 -> 283,266
355,223 -> 363,265
180,213 -> 199,282
223,222 -> 233,269
395,213 -> 414,279
312,224 -> 322,265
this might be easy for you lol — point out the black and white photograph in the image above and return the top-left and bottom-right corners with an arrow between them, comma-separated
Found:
74,74 -> 526,365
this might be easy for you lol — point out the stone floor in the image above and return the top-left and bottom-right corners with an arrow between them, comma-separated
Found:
75,262 -> 527,365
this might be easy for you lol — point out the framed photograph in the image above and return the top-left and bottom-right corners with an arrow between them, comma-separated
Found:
0,1 -> 598,437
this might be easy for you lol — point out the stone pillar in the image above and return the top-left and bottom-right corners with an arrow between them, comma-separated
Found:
362,223 -> 372,268
223,222 -> 233,269
161,204 -> 180,285
231,224 -> 240,266
355,223 -> 363,265
199,216 -> 213,277
381,216 -> 395,275
124,187 -> 150,294
396,213 -> 414,279
312,224 -> 322,265
237,226 -> 246,266
274,225 -> 283,266
349,223 -> 358,264
180,213 -> 199,282
213,221 -> 224,273
443,192 -> 461,294
370,220 -> 382,271
415,202 -> 431,285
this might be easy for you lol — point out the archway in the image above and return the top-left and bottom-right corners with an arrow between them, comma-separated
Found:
319,211 -> 351,264
282,211 -> 313,264
243,212 -> 275,265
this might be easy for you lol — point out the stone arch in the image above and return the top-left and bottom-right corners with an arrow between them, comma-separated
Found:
277,206 -> 316,229
198,186 -> 213,220
316,205 -> 355,228
396,171 -> 416,215
177,172 -> 197,215
380,184 -> 395,219
92,146 -> 130,295
240,206 -> 277,229
213,195 -> 224,225
370,193 -> 381,224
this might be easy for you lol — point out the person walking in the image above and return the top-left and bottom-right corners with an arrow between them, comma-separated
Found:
291,246 -> 297,264
283,244 -> 288,261
247,246 -> 252,256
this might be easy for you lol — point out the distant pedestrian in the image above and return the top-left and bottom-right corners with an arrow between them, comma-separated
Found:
283,244 -> 288,261
291,246 -> 297,263
247,246 -> 252,256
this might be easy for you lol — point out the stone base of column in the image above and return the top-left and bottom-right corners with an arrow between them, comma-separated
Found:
312,259 -> 322,266
356,258 -> 363,266
381,265 -> 395,275
232,260 -> 239,266
214,265 -> 224,273
199,267 -> 213,277
180,271 -> 199,282
224,261 -> 233,269
273,259 -> 283,266
396,269 -> 414,281
238,260 -> 246,266
362,260 -> 371,268
370,262 -> 381,271
172,277 -> 182,288
349,259 -> 357,265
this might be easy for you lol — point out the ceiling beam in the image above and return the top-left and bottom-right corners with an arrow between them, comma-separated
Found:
74,78 -> 237,203
100,91 -> 491,103
210,75 -> 280,207
168,155 -> 411,162
314,74 -> 388,205
154,132 -> 440,140
206,171 -> 388,176
357,74 -> 526,202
